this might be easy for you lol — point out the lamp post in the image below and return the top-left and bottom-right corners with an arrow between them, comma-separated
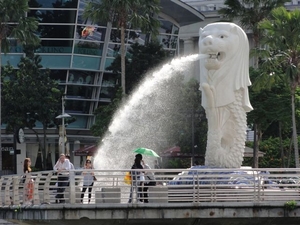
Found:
56,96 -> 70,154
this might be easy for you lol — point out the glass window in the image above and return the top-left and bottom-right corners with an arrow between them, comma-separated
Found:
68,70 -> 94,84
8,39 -> 23,53
100,87 -> 115,99
104,58 -> 115,70
66,85 -> 93,99
72,55 -> 101,70
37,25 -> 75,38
65,115 -> 88,129
159,19 -> 173,34
40,55 -> 71,68
102,73 -> 117,87
75,26 -> 106,41
2,54 -> 23,68
157,34 -> 178,49
36,40 -> 73,53
28,10 -> 77,23
29,0 -> 78,8
65,100 -> 91,114
74,41 -> 103,56
107,44 -> 120,57
49,70 -> 67,83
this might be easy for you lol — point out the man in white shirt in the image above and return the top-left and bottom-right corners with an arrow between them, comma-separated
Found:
53,154 -> 71,203
65,155 -> 75,170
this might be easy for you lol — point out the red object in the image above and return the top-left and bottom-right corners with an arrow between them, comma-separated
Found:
74,145 -> 98,156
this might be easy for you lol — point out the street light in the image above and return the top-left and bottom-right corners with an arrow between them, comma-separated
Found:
56,96 -> 71,154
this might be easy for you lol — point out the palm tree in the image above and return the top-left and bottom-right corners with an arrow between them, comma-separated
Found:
0,0 -> 40,172
218,0 -> 289,167
83,0 -> 161,96
219,0 -> 289,48
257,7 -> 300,167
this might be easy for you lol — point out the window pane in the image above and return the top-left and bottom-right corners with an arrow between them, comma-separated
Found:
74,41 -> 103,56
36,40 -> 73,53
28,10 -> 77,23
66,86 -> 93,100
75,26 -> 106,41
158,34 -> 178,49
100,87 -> 115,99
72,55 -> 101,70
29,0 -> 78,8
49,70 -> 67,83
38,25 -> 75,38
40,55 -> 71,68
102,73 -> 117,87
2,54 -> 23,67
65,100 -> 91,114
68,70 -> 94,84
107,44 -> 120,57
65,115 -> 88,129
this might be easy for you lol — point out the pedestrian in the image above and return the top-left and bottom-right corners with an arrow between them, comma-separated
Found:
53,154 -> 71,203
65,155 -> 75,169
154,159 -> 160,169
128,154 -> 144,203
80,159 -> 96,203
142,160 -> 156,203
23,158 -> 34,205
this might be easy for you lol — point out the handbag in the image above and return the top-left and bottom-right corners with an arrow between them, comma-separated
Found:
93,175 -> 97,181
139,173 -> 145,181
124,172 -> 132,185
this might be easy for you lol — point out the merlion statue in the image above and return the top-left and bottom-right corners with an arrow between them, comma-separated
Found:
198,22 -> 253,168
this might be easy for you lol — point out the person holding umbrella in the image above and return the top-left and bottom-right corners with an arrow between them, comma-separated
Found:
142,159 -> 156,203
128,154 -> 144,203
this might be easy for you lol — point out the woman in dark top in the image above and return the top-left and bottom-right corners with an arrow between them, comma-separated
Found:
128,154 -> 144,203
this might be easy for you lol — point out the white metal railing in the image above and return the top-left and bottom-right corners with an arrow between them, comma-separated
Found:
1,168 -> 300,206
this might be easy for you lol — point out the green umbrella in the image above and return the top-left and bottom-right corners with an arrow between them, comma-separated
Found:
133,147 -> 160,157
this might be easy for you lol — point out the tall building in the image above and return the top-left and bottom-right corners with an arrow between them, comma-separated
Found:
1,0 -> 205,174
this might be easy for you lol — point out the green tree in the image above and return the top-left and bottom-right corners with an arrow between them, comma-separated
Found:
0,0 -> 40,170
219,0 -> 289,48
83,0 -> 161,96
256,7 -> 300,167
248,68 -> 292,167
2,46 -> 62,170
219,0 -> 288,168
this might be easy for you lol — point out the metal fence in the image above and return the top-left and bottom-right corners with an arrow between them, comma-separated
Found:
1,167 -> 300,206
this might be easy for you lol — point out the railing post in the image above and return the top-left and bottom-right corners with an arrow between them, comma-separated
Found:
12,176 -> 20,205
69,170 -> 75,204
5,177 -> 12,205
33,173 -> 40,205
43,172 -> 52,203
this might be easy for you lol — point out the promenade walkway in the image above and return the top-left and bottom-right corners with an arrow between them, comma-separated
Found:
0,168 -> 300,224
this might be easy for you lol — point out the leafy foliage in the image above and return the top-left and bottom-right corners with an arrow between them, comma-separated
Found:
1,46 -> 62,170
254,7 -> 300,167
83,0 -> 161,94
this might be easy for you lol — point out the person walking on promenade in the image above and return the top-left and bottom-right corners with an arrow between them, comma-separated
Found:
81,159 -> 96,203
23,158 -> 34,205
128,154 -> 144,203
53,154 -> 71,203
142,159 -> 156,203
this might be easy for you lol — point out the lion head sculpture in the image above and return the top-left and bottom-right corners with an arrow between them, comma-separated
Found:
198,22 -> 253,112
